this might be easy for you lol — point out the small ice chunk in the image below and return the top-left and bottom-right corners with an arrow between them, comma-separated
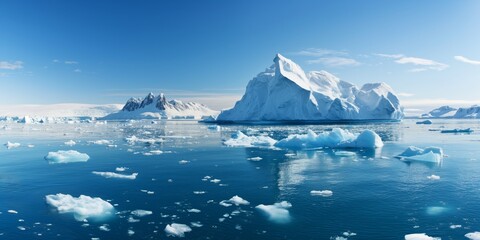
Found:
89,140 -> 112,145
4,141 -> 21,149
193,191 -> 206,195
219,201 -> 232,207
310,190 -> 333,197
405,233 -> 440,240
210,179 -> 221,183
465,232 -> 480,240
128,229 -> 135,236
99,224 -> 110,231
190,222 -> 203,228
187,209 -> 201,213
449,224 -> 462,229
64,140 -> 76,146
343,231 -> 357,237
247,157 -> 263,161
115,167 -> 128,172
146,150 -> 163,155
131,210 -> 153,217
179,160 -> 190,164
255,201 -> 292,224
92,171 -> 138,180
224,131 -> 277,147
44,150 -> 90,164
45,193 -> 114,221
228,195 -> 250,206
416,120 -> 433,125
8,210 -> 18,214
427,175 -> 440,180
164,223 -> 192,237
426,206 -> 449,216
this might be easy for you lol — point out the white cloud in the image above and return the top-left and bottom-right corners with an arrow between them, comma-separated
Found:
306,57 -> 360,67
0,61 -> 23,70
294,48 -> 347,57
376,53 -> 448,71
65,61 -> 78,64
454,55 -> 480,65
74,69 -> 81,73
397,92 -> 414,97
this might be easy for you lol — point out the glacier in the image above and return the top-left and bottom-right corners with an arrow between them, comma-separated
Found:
214,54 -> 403,122
102,93 -> 218,120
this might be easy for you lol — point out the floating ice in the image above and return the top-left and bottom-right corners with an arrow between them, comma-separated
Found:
131,209 -> 153,217
99,224 -> 110,231
64,140 -> 76,146
225,195 -> 250,206
4,141 -> 21,149
45,193 -> 114,221
92,171 -> 138,180
125,136 -> 164,145
116,167 -> 128,172
7,210 -> 18,214
164,223 -> 192,237
179,160 -> 190,164
89,140 -> 112,145
255,201 -> 292,224
404,233 -> 440,240
440,128 -> 473,134
44,150 -> 90,164
247,157 -> 263,161
449,224 -> 461,229
187,209 -> 201,213
465,232 -> 480,240
427,175 -> 440,180
310,190 -> 333,197
128,229 -> 135,236
224,131 -> 277,147
144,150 -> 163,156
275,128 -> 383,149
396,146 -> 444,163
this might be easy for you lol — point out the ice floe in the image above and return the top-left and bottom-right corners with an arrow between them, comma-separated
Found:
221,195 -> 250,206
404,233 -> 440,240
7,210 -> 18,214
4,141 -> 21,149
92,171 -> 138,180
275,128 -> 383,149
164,223 -> 192,237
465,232 -> 480,240
187,209 -> 201,213
396,146 -> 444,163
255,201 -> 292,223
44,150 -> 90,164
247,156 -> 263,161
45,193 -> 114,221
64,140 -> 76,146
310,190 -> 333,197
416,120 -> 432,125
427,175 -> 440,180
89,140 -> 112,145
224,131 -> 277,147
115,167 -> 128,172
131,209 -> 153,217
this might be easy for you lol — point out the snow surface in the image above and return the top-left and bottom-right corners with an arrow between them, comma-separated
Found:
396,146 -> 444,163
45,193 -> 114,221
164,223 -> 192,237
102,93 -> 218,120
255,201 -> 292,224
92,171 -> 138,180
404,233 -> 440,240
44,150 -> 90,164
216,54 -> 403,122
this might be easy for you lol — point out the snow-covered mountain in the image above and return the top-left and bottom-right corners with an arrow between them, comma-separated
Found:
421,106 -> 457,118
215,54 -> 404,122
102,93 -> 218,120
453,105 -> 480,118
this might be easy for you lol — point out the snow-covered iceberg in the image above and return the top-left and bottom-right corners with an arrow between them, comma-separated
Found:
44,150 -> 90,164
255,201 -> 292,224
421,105 -> 457,118
223,131 -> 277,147
215,54 -> 403,122
164,223 -> 192,237
396,146 -> 444,163
45,193 -> 114,221
453,105 -> 480,118
102,93 -> 218,120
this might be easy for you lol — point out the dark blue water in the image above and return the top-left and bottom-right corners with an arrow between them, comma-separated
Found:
1,119 -> 480,239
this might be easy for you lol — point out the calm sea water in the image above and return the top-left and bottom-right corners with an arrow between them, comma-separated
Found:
1,119 -> 480,239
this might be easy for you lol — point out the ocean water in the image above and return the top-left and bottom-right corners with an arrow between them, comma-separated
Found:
1,119 -> 480,239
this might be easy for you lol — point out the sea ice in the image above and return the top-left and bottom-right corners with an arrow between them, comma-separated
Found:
416,120 -> 433,125
396,146 -> 444,163
115,167 -> 128,172
310,190 -> 333,197
64,140 -> 76,146
224,131 -> 276,147
225,195 -> 250,206
427,175 -> 440,180
247,157 -> 263,161
164,223 -> 192,237
131,210 -> 153,217
187,209 -> 201,213
465,232 -> 480,240
89,140 -> 112,145
255,201 -> 292,224
45,193 -> 114,221
44,150 -> 90,164
92,171 -> 138,180
404,233 -> 440,240
275,128 -> 383,149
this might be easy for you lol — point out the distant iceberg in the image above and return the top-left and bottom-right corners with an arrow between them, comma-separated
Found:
214,54 -> 403,122
102,93 -> 218,120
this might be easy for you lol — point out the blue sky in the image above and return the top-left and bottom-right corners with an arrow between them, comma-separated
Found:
1,0 -> 480,113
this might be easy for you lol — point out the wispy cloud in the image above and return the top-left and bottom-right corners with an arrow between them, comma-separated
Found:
306,57 -> 360,67
65,60 -> 78,64
376,53 -> 448,71
0,61 -> 23,70
397,92 -> 414,97
454,55 -> 480,65
73,69 -> 81,73
295,48 -> 360,67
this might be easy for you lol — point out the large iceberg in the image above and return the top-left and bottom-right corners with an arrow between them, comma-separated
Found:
215,54 -> 403,122
45,193 -> 114,221
102,93 -> 218,120
421,105 -> 457,118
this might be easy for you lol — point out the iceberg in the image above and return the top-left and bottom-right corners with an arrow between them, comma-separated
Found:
44,150 -> 90,164
223,131 -> 276,147
255,201 -> 292,224
102,93 -> 218,120
215,54 -> 403,122
440,128 -> 473,133
453,105 -> 480,118
310,190 -> 333,197
274,128 -> 383,149
164,223 -> 192,237
4,141 -> 21,149
396,146 -> 444,163
466,232 -> 480,240
92,171 -> 138,180
45,193 -> 114,221
421,106 -> 457,118
416,120 -> 432,125
404,233 -> 440,240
